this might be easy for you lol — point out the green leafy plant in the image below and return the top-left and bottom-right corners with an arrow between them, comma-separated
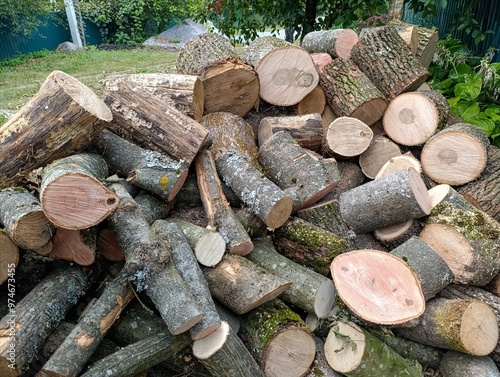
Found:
430,37 -> 500,147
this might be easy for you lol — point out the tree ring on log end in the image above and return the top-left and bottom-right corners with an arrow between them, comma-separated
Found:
192,321 -> 230,360
324,321 -> 365,373
460,301 -> 499,355
265,196 -> 294,230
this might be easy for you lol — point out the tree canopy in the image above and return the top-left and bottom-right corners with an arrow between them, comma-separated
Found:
0,0 -> 63,36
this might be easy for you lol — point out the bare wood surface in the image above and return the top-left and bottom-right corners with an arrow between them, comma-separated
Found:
321,116 -> 373,158
0,232 -> 19,285
242,36 -> 292,68
0,70 -> 112,189
304,336 -> 344,377
96,228 -> 125,262
373,219 -> 423,249
310,53 -> 333,75
302,29 -> 359,58
49,227 -> 96,266
374,152 -> 422,179
359,135 -> 402,179
297,86 -> 326,115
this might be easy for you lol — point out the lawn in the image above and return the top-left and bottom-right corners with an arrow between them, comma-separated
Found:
0,46 -> 179,111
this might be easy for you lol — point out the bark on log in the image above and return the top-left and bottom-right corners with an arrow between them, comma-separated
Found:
242,36 -> 292,68
297,86 -> 326,115
0,188 -> 53,251
305,335 -> 344,377
192,321 -> 266,377
393,24 -> 420,55
331,249 -> 425,325
106,179 -> 203,335
458,144 -> 500,222
321,116 -> 373,158
439,351 -> 500,377
374,152 -> 422,180
390,236 -> 454,300
321,161 -> 366,202
383,90 -> 450,146
421,184 -> 500,286
258,113 -> 324,151
324,321 -> 423,377
38,270 -> 134,377
351,26 -> 429,100
104,79 -> 209,165
258,131 -> 340,210
40,153 -> 119,230
248,237 -> 336,318
196,149 -> 253,255
254,45 -> 319,106
202,254 -> 291,315
0,70 -> 112,189
302,29 -> 359,58
359,135 -> 402,179
0,267 -> 90,377
339,167 -> 431,234
272,216 -> 345,276
239,299 -> 316,377
94,129 -> 189,202
133,190 -> 172,225
415,26 -> 439,69
215,149 -> 293,229
395,297 -> 499,356
152,220 -> 222,340
421,122 -> 490,185
319,58 -> 388,126
96,228 -> 125,262
49,227 -> 96,266
310,52 -> 333,75
233,207 -> 268,238
0,232 -> 19,285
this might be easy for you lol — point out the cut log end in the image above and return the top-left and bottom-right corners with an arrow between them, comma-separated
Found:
334,29 -> 359,58
349,98 -> 387,126
167,168 -> 189,202
460,301 -> 499,356
0,232 -> 19,284
192,320 -> 230,359
97,228 -> 125,262
191,322 -> 222,341
324,321 -> 365,374
265,196 -> 294,230
49,228 -> 95,266
314,280 -> 336,319
408,167 -> 432,215
11,211 -> 53,250
195,231 -> 226,267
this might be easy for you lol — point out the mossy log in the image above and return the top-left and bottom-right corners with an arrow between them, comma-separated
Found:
272,216 -> 345,276
395,297 -> 499,356
351,26 -> 428,100
104,72 -> 204,120
248,237 -> 336,318
0,188 -> 53,251
202,254 -> 291,315
215,149 -> 293,230
0,232 -> 19,285
0,267 -> 90,377
319,58 -> 387,126
421,184 -> 500,286
358,135 -> 402,179
258,131 -> 340,210
0,70 -> 112,189
301,29 -> 359,58
439,351 -> 500,377
94,129 -> 189,202
38,270 -> 134,377
40,153 -> 119,230
240,299 -> 316,377
324,321 -> 423,377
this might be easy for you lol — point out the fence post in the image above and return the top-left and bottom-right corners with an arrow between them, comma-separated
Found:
64,0 -> 83,47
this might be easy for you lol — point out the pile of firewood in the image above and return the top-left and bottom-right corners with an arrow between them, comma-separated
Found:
0,22 -> 499,377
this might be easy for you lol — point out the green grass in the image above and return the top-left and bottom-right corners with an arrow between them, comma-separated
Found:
0,46 -> 178,111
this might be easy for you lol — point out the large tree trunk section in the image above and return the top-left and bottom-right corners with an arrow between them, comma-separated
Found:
215,149 -> 293,230
201,57 -> 260,117
94,129 -> 188,202
373,219 -> 423,249
395,297 -> 499,356
258,131 -> 340,210
321,116 -> 373,158
458,145 -> 500,222
319,58 -> 387,126
104,80 -> 209,165
421,122 -> 490,185
192,321 -> 266,377
359,135 -> 402,179
391,23 -> 420,55
165,218 -> 225,267
195,149 -> 253,255
176,32 -> 238,75
351,26 -> 429,100
0,70 -> 112,189
339,168 -> 431,234
104,73 -> 204,120
40,153 -> 119,230
272,217 -> 344,276
202,254 -> 292,315
439,351 -> 500,377
390,236 -> 454,300
0,232 -> 19,285
255,46 -> 319,106
240,299 -> 316,377
297,86 -> 326,115
383,90 -> 450,146
200,112 -> 260,168
324,321 -> 423,377
248,237 -> 336,318
301,29 -> 359,58
242,36 -> 292,68
421,184 -> 500,286
331,249 -> 425,325
0,188 -> 53,251
0,267 -> 90,377
38,270 -> 134,377
106,180 -> 203,335
258,113 -> 324,151
152,220 -> 221,340
374,152 -> 422,180
49,227 -> 96,266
